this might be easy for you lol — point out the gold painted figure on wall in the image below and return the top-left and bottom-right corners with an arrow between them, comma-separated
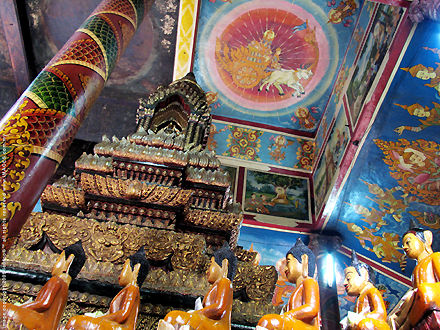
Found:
0,241 -> 86,330
341,251 -> 389,330
256,238 -> 320,330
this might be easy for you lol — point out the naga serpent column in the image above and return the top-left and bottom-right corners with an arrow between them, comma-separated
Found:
0,0 -> 152,257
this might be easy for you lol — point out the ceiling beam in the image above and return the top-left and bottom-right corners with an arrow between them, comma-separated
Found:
0,0 -> 31,95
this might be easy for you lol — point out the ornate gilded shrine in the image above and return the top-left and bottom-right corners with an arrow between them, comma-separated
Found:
2,74 -> 279,328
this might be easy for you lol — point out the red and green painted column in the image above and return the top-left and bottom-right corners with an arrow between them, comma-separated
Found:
1,0 -> 151,256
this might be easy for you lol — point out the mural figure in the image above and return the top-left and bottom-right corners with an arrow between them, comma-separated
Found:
340,251 -> 390,330
325,146 -> 337,189
256,238 -> 320,330
401,63 -> 440,96
348,203 -> 387,228
333,64 -> 349,104
158,244 -> 237,330
394,102 -> 440,134
291,107 -> 318,129
65,247 -> 149,329
0,241 -> 86,330
327,0 -> 358,26
245,193 -> 261,212
258,67 -> 314,97
387,220 -> 440,329
257,194 -> 274,214
361,179 -> 410,222
216,29 -> 279,89
341,221 -> 405,266
268,135 -> 294,164
375,138 -> 440,205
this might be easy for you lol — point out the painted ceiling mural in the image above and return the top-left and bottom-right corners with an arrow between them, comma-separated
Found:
193,0 -> 361,133
325,19 -> 440,288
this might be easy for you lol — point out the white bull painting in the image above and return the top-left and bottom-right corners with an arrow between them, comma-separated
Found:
258,68 -> 313,97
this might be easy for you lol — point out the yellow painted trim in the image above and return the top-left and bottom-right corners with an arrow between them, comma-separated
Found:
32,146 -> 63,163
127,0 -> 138,28
78,28 -> 109,80
173,0 -> 199,80
25,91 -> 48,109
94,11 -> 136,30
52,60 -> 106,81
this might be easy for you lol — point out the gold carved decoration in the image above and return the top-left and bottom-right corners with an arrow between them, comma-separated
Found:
17,212 -> 206,268
233,262 -> 278,302
185,209 -> 242,231
80,172 -> 193,206
41,185 -> 85,209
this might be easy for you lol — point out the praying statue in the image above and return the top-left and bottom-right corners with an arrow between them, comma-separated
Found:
65,246 -> 150,329
157,242 -> 237,330
256,238 -> 320,330
0,241 -> 86,330
341,251 -> 389,330
387,220 -> 440,329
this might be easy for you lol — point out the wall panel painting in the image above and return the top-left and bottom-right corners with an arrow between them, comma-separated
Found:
313,107 -> 349,217
243,169 -> 311,227
345,3 -> 404,128
209,121 -> 315,171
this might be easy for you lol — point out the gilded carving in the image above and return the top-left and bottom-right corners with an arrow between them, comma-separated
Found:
185,209 -> 242,231
79,172 -> 192,206
17,213 -> 207,268
41,184 -> 85,209
234,262 -> 278,302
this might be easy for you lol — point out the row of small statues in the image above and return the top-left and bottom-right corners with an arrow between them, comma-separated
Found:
1,220 -> 439,329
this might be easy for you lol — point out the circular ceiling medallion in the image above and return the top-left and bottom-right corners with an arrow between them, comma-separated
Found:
200,0 -> 336,114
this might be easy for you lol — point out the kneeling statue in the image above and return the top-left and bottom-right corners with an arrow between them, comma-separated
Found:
65,246 -> 150,329
157,242 -> 237,330
341,251 -> 389,330
256,238 -> 320,330
0,241 -> 86,330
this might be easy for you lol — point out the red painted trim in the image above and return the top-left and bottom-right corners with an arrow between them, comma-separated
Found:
212,115 -> 314,138
339,245 -> 411,286
268,166 -> 312,178
343,95 -> 354,135
236,166 -> 246,204
370,0 -> 410,8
